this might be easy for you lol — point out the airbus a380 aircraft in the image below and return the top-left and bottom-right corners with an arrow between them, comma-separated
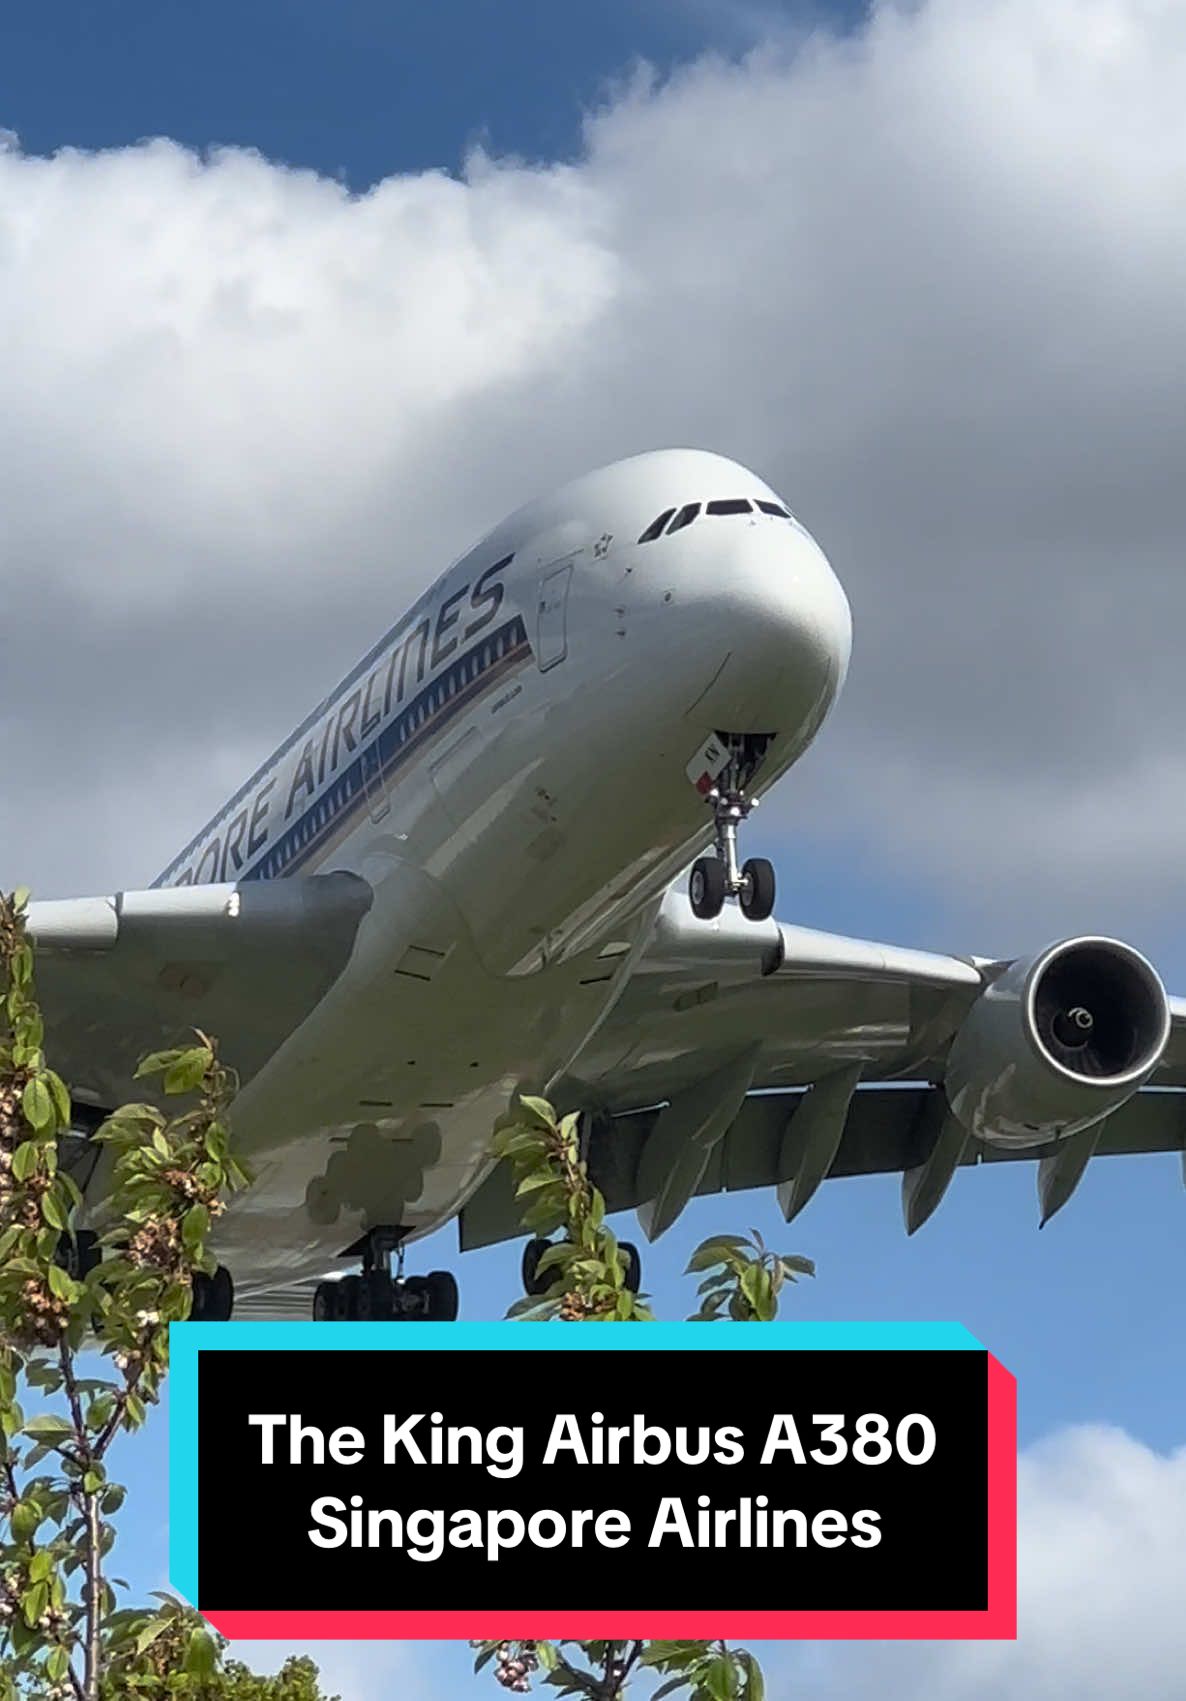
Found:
26,449 -> 1186,1320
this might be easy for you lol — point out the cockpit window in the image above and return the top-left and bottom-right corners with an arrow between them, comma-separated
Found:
638,509 -> 676,543
666,503 -> 701,534
638,498 -> 767,541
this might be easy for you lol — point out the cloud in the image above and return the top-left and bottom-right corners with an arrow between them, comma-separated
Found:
775,1423 -> 1186,1699
1,0 -> 1185,960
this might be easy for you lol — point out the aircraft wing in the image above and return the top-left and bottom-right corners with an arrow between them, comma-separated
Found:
26,873 -> 373,1114
460,890 -> 1186,1249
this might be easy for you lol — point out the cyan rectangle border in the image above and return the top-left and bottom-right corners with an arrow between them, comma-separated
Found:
168,1319 -> 983,1610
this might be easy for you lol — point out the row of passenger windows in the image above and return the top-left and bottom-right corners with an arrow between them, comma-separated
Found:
637,496 -> 792,543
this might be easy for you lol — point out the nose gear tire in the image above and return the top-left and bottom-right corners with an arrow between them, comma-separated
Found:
690,856 -> 727,919
740,857 -> 776,922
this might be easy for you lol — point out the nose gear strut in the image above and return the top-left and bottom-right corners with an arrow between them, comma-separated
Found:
688,740 -> 776,923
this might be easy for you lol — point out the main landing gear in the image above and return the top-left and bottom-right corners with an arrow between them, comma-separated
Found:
521,1236 -> 642,1297
191,1265 -> 234,1322
688,738 -> 776,923
313,1227 -> 459,1322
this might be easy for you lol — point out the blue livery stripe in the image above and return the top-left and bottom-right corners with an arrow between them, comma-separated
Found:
241,615 -> 530,882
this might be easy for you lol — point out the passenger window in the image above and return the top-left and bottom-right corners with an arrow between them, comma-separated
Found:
757,500 -> 791,518
638,509 -> 676,543
705,499 -> 753,516
666,503 -> 700,534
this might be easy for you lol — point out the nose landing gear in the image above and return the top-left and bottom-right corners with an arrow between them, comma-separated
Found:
689,739 -> 777,923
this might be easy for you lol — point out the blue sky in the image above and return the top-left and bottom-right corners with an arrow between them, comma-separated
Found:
4,0 -> 1186,1695
1,0 -> 863,188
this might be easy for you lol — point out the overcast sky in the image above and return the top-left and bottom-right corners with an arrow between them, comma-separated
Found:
2,0 -> 1185,971
4,0 -> 1186,1695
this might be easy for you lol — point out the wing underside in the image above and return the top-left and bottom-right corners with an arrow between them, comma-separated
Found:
27,874 -> 374,1111
460,1081 -> 1186,1250
461,891 -> 1186,1251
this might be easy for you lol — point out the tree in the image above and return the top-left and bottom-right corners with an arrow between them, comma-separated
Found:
0,889 -> 335,1700
473,1097 -> 816,1700
0,888 -> 813,1700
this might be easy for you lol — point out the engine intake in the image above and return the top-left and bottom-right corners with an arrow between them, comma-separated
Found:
944,936 -> 1170,1148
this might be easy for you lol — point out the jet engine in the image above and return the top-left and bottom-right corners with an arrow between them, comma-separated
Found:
944,936 -> 1170,1148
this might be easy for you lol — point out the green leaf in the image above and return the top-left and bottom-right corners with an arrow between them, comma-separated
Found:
22,1413 -> 75,1440
740,1652 -> 765,1701
135,1618 -> 170,1654
516,1094 -> 558,1129
163,1047 -> 213,1095
183,1626 -> 218,1677
705,1656 -> 738,1701
45,1071 -> 72,1128
534,1242 -> 576,1276
133,1049 -> 183,1079
181,1203 -> 210,1255
11,1141 -> 38,1182
21,1077 -> 53,1133
780,1254 -> 816,1279
100,1482 -> 127,1514
20,1579 -> 48,1628
515,1171 -> 559,1195
40,1190 -> 66,1231
26,1549 -> 53,1584
684,1235 -> 751,1273
504,1294 -> 551,1318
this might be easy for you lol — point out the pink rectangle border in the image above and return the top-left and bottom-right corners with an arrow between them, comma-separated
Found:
206,1354 -> 1016,1643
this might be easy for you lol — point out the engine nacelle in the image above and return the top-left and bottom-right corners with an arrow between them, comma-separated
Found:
944,936 -> 1170,1148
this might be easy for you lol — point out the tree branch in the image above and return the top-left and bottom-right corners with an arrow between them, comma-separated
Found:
82,1479 -> 101,1700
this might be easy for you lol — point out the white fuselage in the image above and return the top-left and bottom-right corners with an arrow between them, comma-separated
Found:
157,449 -> 852,1304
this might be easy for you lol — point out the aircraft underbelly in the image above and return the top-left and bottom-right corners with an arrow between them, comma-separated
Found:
212,825 -> 646,1297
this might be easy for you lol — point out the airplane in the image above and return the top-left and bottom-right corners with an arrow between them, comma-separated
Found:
23,448 -> 1186,1321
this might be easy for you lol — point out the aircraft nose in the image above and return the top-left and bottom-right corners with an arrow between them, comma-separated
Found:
685,522 -> 852,738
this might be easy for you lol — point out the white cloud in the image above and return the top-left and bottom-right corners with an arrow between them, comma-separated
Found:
1,0 -> 1185,959
775,1423 -> 1186,1699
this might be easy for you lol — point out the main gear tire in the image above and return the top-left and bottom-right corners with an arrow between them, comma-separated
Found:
425,1270 -> 460,1321
522,1236 -> 554,1297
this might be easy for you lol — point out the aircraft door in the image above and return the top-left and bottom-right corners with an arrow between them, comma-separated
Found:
536,559 -> 573,672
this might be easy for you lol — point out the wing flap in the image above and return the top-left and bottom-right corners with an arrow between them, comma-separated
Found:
458,1083 -> 1186,1250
